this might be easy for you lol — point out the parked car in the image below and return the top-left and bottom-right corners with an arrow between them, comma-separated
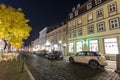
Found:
69,51 -> 107,69
47,51 -> 63,60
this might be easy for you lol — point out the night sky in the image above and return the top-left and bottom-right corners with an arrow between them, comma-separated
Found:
0,0 -> 87,45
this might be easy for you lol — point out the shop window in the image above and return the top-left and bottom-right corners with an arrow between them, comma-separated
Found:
104,38 -> 119,54
76,42 -> 82,52
89,40 -> 98,52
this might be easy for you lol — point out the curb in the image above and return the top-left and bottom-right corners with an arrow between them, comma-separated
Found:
24,64 -> 35,80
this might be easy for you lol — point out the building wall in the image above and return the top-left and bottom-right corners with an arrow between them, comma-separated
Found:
39,27 -> 47,50
47,24 -> 67,55
67,0 -> 120,60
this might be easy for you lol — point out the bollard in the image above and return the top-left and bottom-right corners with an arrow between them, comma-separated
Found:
21,54 -> 25,73
115,54 -> 120,73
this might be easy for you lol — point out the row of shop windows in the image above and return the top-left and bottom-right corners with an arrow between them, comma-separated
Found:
69,37 -> 119,54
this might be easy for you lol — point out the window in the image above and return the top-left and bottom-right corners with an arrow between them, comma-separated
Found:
87,2 -> 92,10
95,0 -> 102,5
74,10 -> 78,16
109,18 -> 120,29
69,13 -> 73,19
68,32 -> 72,39
89,40 -> 98,52
78,18 -> 82,24
97,22 -> 105,32
76,42 -> 82,52
87,13 -> 93,21
108,2 -> 117,12
78,28 -> 82,36
73,21 -> 76,27
97,8 -> 103,17
73,30 -> 76,38
104,38 -> 118,54
69,43 -> 74,52
88,25 -> 94,34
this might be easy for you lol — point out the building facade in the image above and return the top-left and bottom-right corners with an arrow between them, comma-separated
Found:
67,0 -> 120,60
47,23 -> 67,55
39,27 -> 47,50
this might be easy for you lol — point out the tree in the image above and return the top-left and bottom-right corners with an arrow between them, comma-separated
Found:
0,4 -> 32,49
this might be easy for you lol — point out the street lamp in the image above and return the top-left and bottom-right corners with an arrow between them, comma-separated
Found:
59,40 -> 62,51
63,43 -> 67,55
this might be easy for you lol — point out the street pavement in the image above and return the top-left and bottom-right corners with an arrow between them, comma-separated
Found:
25,54 -> 120,80
64,56 -> 120,80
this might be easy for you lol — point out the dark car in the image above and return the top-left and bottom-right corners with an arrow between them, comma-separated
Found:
47,51 -> 63,60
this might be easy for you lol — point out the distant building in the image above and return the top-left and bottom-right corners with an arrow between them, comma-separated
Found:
47,23 -> 67,55
67,0 -> 120,60
39,27 -> 47,50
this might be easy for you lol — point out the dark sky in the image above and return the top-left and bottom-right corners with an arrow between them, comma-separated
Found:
0,0 -> 87,45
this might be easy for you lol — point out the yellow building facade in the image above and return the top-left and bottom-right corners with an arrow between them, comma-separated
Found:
67,0 -> 120,60
47,24 -> 67,55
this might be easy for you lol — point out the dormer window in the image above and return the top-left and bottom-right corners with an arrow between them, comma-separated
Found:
69,13 -> 73,19
74,10 -> 78,16
87,2 -> 92,10
95,0 -> 102,5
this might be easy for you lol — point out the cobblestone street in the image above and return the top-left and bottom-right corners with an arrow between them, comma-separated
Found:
25,54 -> 120,80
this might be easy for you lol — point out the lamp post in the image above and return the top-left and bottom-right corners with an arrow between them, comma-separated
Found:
59,40 -> 62,51
63,43 -> 66,55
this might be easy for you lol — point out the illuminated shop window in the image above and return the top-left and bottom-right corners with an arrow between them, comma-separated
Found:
89,40 -> 98,52
104,38 -> 118,54
69,43 -> 74,52
76,42 -> 82,52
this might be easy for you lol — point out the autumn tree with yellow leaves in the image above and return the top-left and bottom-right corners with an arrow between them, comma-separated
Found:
0,4 -> 32,50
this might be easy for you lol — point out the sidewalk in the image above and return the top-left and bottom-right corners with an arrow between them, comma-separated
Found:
0,60 -> 30,80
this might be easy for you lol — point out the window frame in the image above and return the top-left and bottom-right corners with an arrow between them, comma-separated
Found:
108,2 -> 117,13
96,8 -> 103,18
97,21 -> 105,32
109,17 -> 120,30
87,2 -> 92,10
95,0 -> 102,5
88,25 -> 94,34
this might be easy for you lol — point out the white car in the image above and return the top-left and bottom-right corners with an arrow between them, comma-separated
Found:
69,51 -> 107,69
